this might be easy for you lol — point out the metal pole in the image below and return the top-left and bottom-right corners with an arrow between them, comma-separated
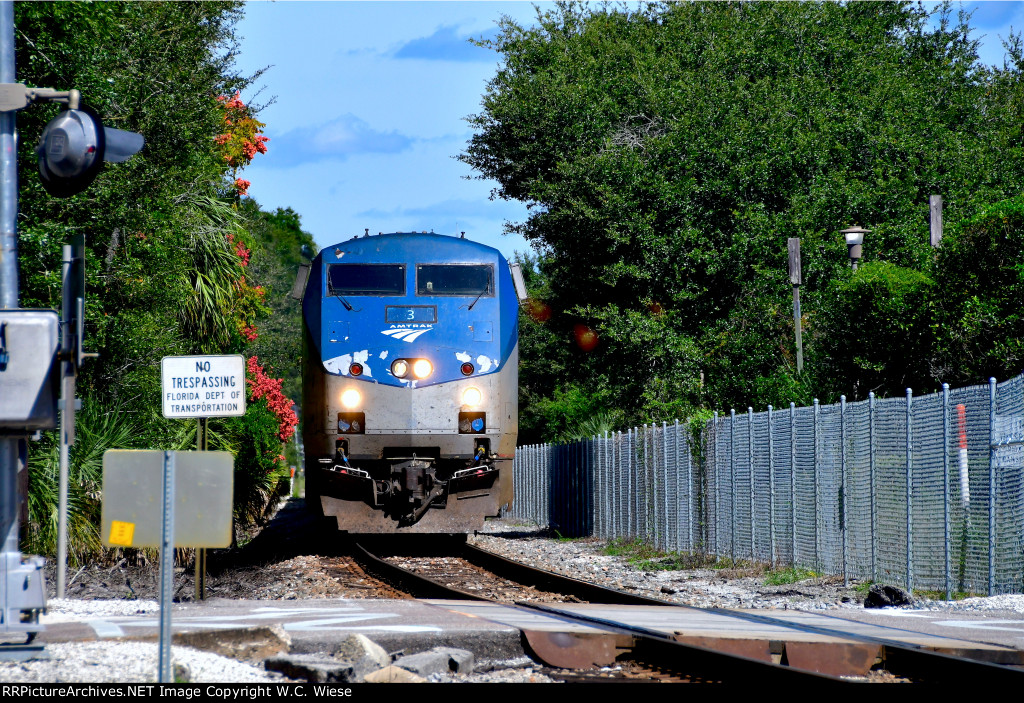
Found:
643,425 -> 650,540
0,3 -> 45,637
0,0 -> 17,311
625,430 -> 630,538
813,398 -> 820,572
663,421 -> 671,552
790,402 -> 796,566
768,405 -> 775,567
730,409 -> 736,564
0,0 -> 18,583
989,377 -> 997,596
869,392 -> 876,582
906,388 -> 913,591
713,412 -> 719,556
793,286 -> 803,374
747,407 -> 754,562
56,246 -> 73,599
158,450 -> 176,683
943,383 -> 951,600
840,396 -> 848,587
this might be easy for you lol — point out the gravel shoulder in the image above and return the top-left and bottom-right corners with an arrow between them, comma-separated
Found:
7,505 -> 1024,683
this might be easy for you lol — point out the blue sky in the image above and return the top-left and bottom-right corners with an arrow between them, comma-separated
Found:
232,1 -> 1024,261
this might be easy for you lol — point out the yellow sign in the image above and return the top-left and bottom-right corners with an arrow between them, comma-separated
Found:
109,520 -> 135,547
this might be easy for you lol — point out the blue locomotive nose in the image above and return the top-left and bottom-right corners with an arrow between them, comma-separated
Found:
302,231 -> 520,533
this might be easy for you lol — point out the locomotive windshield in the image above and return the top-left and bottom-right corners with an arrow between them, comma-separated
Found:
416,264 -> 493,296
328,264 -> 405,296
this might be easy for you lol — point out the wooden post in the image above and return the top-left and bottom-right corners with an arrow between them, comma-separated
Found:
788,238 -> 803,374
930,195 -> 943,248
195,417 -> 207,601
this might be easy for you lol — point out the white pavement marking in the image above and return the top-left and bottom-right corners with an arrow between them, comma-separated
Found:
932,620 -> 1024,634
82,606 -> 406,638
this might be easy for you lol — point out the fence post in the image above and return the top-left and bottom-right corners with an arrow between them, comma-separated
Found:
989,377 -> 997,596
748,407 -> 755,562
906,387 -> 913,592
613,432 -> 620,537
790,402 -> 796,566
675,419 -> 684,551
651,423 -> 658,545
600,432 -> 607,538
869,392 -> 876,582
768,405 -> 775,567
630,429 -> 638,540
712,414 -> 718,556
813,398 -> 820,572
943,383 -> 951,600
730,408 -> 736,564
662,421 -> 670,551
841,395 -> 848,588
626,428 -> 633,537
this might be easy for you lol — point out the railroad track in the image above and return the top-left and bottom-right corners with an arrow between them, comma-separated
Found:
349,536 -> 1024,684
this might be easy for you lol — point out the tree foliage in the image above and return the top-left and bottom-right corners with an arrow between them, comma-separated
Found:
463,1 -> 1024,435
14,2 -> 308,554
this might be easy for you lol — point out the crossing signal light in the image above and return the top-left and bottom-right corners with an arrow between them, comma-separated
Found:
36,106 -> 144,197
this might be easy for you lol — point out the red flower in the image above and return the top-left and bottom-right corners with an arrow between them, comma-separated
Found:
246,356 -> 299,442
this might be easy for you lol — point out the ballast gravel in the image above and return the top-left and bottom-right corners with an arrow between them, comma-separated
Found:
3,515 -> 1023,684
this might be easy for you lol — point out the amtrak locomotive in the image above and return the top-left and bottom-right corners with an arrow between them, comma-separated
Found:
301,232 -> 525,533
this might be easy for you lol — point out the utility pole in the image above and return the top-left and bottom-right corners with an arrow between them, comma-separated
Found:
0,0 -> 143,637
0,0 -> 47,648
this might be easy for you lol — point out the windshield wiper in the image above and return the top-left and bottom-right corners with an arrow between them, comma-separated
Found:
466,285 -> 490,311
326,276 -> 355,311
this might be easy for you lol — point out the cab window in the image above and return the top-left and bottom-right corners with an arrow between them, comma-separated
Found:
328,264 -> 405,296
416,264 -> 493,296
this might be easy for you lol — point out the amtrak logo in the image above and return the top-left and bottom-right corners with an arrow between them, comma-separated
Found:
381,325 -> 433,343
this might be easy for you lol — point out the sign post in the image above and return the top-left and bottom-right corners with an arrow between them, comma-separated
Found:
102,449 -> 234,682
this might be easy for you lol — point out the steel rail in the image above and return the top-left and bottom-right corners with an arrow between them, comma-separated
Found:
351,538 -> 841,683
351,537 -> 1024,681
462,542 -> 1024,681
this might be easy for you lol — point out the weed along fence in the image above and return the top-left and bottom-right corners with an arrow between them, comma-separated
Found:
510,373 -> 1024,596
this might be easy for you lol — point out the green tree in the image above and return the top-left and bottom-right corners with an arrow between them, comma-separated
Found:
242,203 -> 317,404
934,197 -> 1024,385
14,2 -> 299,554
811,261 -> 936,400
462,1 -> 1020,431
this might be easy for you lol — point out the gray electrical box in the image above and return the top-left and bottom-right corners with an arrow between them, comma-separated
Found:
0,309 -> 59,430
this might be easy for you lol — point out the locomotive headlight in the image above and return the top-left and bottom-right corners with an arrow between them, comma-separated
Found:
462,387 -> 482,407
412,359 -> 433,379
391,359 -> 409,378
341,389 -> 362,409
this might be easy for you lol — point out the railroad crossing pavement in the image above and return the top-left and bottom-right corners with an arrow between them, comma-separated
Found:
34,598 -> 1024,674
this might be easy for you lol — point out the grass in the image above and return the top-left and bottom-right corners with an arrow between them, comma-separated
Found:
602,538 -> 721,571
601,538 -> 833,582
762,566 -> 820,586
913,589 -> 976,601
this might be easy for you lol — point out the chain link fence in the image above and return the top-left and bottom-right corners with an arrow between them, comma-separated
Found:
509,374 -> 1024,595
